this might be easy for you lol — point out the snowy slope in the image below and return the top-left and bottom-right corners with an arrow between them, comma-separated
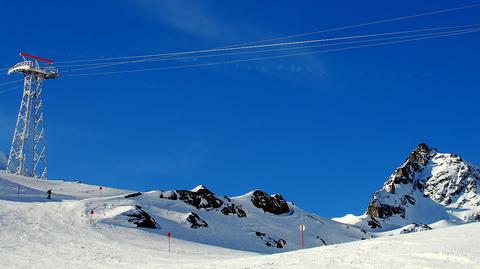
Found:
0,172 -> 129,201
0,195 -> 253,268
0,172 -> 370,257
1,174 -> 479,269
1,144 -> 480,268
335,143 -> 480,231
211,222 -> 480,269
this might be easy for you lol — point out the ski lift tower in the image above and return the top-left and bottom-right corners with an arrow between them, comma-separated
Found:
6,53 -> 59,179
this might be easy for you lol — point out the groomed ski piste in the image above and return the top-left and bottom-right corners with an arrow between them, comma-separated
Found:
0,171 -> 479,269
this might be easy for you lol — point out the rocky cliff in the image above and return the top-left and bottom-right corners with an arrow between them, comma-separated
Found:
337,143 -> 480,231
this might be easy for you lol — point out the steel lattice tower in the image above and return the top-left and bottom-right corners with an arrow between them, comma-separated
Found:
6,53 -> 59,179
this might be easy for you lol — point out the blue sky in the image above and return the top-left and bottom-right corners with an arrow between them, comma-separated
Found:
1,1 -> 480,217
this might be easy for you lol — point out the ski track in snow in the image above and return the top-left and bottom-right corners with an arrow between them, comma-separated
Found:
0,172 -> 479,268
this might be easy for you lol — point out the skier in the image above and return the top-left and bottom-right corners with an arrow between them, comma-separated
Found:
89,209 -> 95,224
47,189 -> 52,199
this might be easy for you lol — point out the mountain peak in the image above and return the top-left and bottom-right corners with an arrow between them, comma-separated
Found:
363,144 -> 480,230
191,185 -> 209,192
415,142 -> 431,153
405,143 -> 436,167
381,143 -> 437,191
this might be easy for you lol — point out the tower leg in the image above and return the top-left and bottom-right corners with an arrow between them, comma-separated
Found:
6,57 -> 58,180
6,74 -> 48,179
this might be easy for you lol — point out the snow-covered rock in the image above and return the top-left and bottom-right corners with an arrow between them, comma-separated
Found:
336,143 -> 480,231
399,223 -> 432,234
123,205 -> 158,229
159,185 -> 224,209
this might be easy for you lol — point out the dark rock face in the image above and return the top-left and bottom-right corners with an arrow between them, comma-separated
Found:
400,223 -> 432,234
384,143 -> 435,192
316,236 -> 328,245
221,203 -> 247,218
125,192 -> 142,198
159,186 -> 247,218
367,217 -> 382,229
255,231 -> 287,248
124,205 -> 157,229
159,186 -> 223,210
403,195 -> 416,205
186,212 -> 208,229
366,200 -> 406,219
251,190 -> 290,215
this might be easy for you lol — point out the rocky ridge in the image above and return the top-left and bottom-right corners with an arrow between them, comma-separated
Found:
361,143 -> 480,230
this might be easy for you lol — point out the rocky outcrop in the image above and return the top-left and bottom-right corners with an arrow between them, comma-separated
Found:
160,186 -> 223,209
255,231 -> 286,248
367,217 -> 382,229
159,186 -> 247,218
366,201 -> 406,219
125,192 -> 142,198
221,203 -> 247,218
315,236 -> 328,245
123,205 -> 157,229
186,212 -> 208,229
400,223 -> 432,234
251,190 -> 290,215
382,143 -> 435,194
364,143 -> 480,229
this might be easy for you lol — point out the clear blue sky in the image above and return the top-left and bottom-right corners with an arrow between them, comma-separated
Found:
1,1 -> 479,217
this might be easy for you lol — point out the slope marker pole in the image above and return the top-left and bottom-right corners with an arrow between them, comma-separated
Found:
168,232 -> 172,253
299,223 -> 306,249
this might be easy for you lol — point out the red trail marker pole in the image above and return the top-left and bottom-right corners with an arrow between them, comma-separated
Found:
167,232 -> 172,253
299,224 -> 306,249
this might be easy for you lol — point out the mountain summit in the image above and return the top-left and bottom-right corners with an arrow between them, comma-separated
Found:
337,143 -> 480,231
